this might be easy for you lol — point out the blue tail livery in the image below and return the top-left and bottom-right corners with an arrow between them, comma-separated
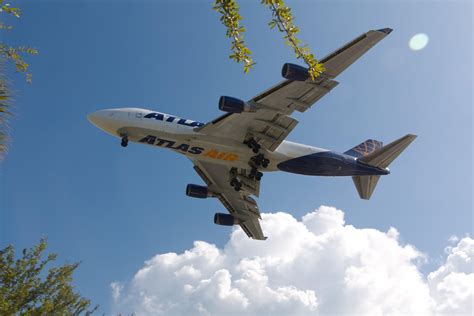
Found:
344,139 -> 383,158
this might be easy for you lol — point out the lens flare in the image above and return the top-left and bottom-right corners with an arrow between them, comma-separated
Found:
409,33 -> 429,51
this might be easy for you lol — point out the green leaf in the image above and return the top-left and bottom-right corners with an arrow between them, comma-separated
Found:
262,0 -> 323,79
213,0 -> 253,74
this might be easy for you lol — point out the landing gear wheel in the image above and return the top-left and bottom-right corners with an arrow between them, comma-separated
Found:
262,159 -> 270,168
251,154 -> 266,166
244,138 -> 261,153
255,172 -> 263,181
121,136 -> 128,147
234,182 -> 242,191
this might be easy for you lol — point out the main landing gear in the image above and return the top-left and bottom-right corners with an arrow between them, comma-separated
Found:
249,168 -> 263,181
244,138 -> 270,182
230,139 -> 271,190
244,138 -> 261,154
230,178 -> 242,191
251,153 -> 269,168
121,135 -> 128,147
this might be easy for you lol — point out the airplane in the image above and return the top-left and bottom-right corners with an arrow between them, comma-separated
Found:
88,27 -> 416,240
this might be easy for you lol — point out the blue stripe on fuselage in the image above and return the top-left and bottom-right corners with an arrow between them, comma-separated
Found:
144,112 -> 204,128
277,151 -> 389,176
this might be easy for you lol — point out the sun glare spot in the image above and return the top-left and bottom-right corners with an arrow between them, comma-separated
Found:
409,33 -> 429,51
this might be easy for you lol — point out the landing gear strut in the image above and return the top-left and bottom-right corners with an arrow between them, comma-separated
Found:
121,135 -> 128,147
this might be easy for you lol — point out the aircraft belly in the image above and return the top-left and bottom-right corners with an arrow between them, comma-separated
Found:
126,129 -> 280,171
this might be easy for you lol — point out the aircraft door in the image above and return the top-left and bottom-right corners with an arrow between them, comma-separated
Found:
134,111 -> 143,120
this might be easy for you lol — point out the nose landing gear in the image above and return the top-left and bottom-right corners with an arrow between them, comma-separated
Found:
121,135 -> 128,147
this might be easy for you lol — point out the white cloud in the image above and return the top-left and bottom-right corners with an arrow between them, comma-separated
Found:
111,206 -> 473,316
428,237 -> 474,315
110,282 -> 123,303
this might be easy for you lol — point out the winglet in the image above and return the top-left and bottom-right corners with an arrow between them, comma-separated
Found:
377,28 -> 393,34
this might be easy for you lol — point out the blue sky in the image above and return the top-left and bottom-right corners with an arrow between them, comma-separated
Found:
1,0 -> 472,313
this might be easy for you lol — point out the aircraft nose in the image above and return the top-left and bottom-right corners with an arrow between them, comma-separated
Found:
87,112 -> 96,123
87,110 -> 115,128
87,111 -> 102,126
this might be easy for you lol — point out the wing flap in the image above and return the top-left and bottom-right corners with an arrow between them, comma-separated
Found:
250,114 -> 299,152
252,79 -> 338,114
241,217 -> 267,240
288,79 -> 339,112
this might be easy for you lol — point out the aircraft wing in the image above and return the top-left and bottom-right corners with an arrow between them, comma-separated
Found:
196,28 -> 392,151
191,159 -> 266,240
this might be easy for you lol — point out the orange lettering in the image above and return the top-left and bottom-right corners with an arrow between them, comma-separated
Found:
217,152 -> 227,159
224,154 -> 238,162
204,149 -> 219,158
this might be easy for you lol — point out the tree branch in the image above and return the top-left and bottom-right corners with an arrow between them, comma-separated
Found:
213,0 -> 255,73
262,0 -> 324,80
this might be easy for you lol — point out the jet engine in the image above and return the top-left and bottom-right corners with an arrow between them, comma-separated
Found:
218,96 -> 256,113
214,213 -> 241,226
281,63 -> 309,81
186,184 -> 211,199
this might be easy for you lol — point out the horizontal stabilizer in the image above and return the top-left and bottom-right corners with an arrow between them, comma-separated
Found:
352,175 -> 381,200
359,134 -> 417,169
344,139 -> 383,158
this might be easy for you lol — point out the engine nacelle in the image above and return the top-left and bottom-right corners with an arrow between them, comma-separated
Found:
214,213 -> 241,226
218,96 -> 256,113
281,63 -> 309,81
186,184 -> 210,199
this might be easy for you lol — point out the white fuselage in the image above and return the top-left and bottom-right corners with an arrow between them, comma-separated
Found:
88,108 -> 329,171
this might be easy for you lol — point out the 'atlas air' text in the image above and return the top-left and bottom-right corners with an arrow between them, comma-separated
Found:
139,135 -> 238,162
